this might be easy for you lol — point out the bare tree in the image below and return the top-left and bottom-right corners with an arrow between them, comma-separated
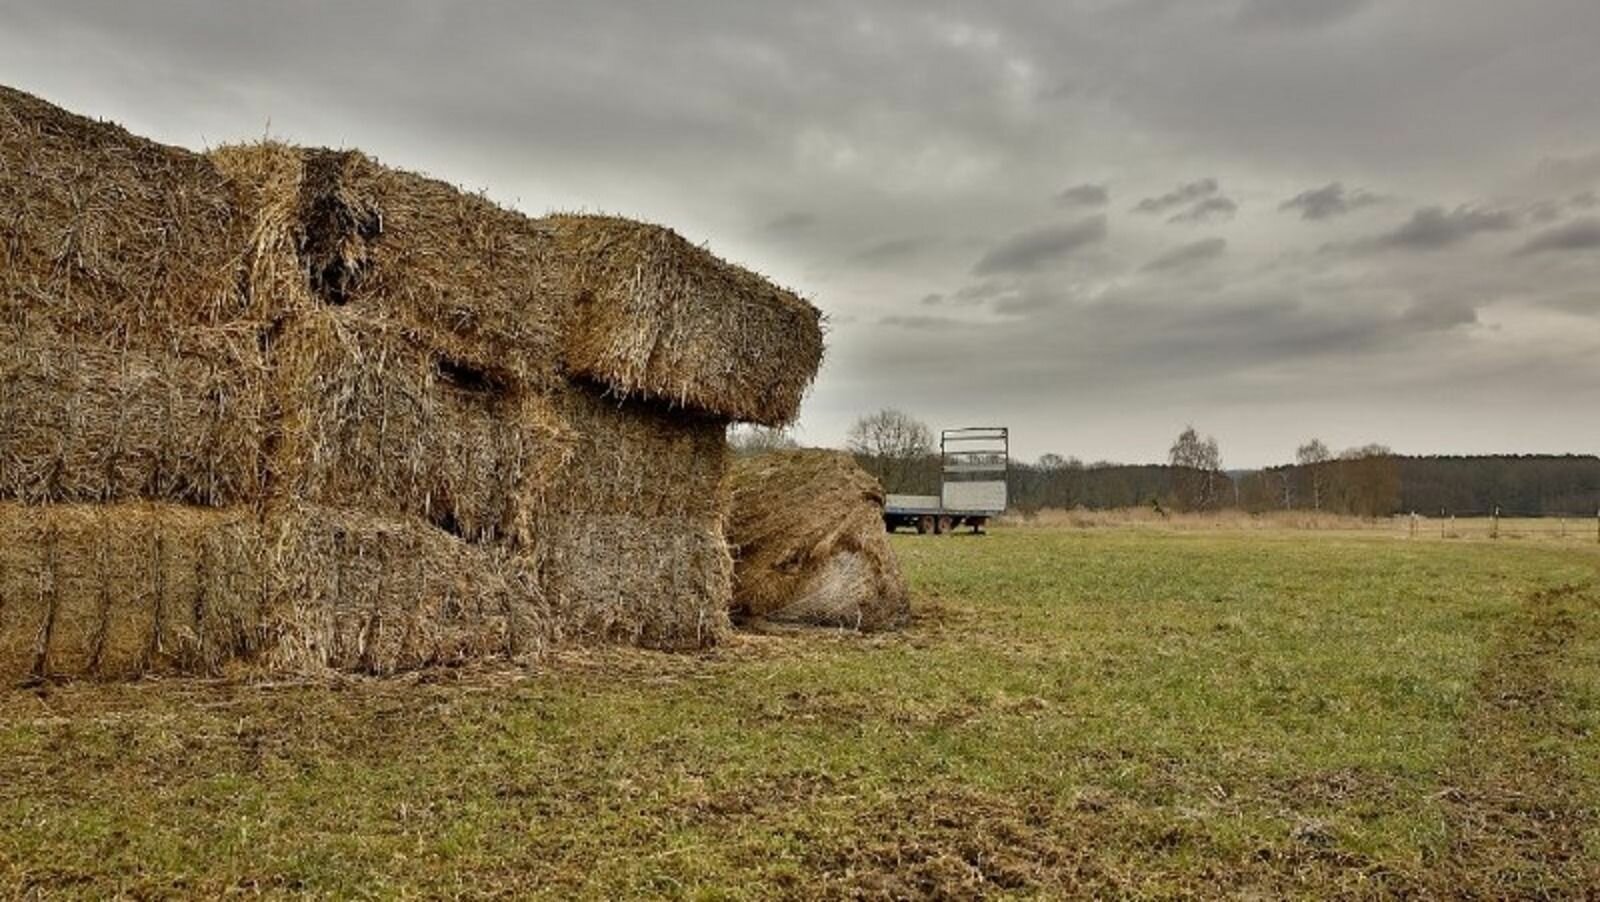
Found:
846,409 -> 933,493
1168,425 -> 1222,511
1296,438 -> 1333,510
727,424 -> 799,456
1035,453 -> 1082,509
1338,444 -> 1401,517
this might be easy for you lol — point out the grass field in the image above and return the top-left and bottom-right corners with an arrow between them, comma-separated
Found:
3,526 -> 1598,898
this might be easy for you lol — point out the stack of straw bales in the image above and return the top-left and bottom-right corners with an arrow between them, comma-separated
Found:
0,86 -> 822,681
727,450 -> 909,631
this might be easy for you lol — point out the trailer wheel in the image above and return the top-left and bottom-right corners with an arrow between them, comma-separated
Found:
917,515 -> 934,535
937,515 -> 953,535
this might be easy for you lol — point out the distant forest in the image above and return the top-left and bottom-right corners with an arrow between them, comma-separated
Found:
1004,454 -> 1600,517
850,452 -> 1600,517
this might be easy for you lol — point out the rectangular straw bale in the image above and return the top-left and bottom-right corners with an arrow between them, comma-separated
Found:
289,149 -> 565,384
548,214 -> 824,427
258,504 -> 549,675
269,309 -> 571,545
539,514 -> 732,650
0,503 -> 265,682
0,324 -> 267,506
546,383 -> 729,522
0,86 -> 253,342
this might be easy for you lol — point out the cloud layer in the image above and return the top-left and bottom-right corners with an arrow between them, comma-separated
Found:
2,0 -> 1597,464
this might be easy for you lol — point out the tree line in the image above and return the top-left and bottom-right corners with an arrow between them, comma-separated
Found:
730,410 -> 1600,518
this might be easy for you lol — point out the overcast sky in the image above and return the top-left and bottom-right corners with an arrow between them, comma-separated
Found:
5,1 -> 1599,466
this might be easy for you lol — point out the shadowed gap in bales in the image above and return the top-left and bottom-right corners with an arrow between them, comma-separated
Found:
296,149 -> 382,307
436,356 -> 510,400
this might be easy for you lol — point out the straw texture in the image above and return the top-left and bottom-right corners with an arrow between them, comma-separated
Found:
1,85 -> 825,680
727,450 -> 909,631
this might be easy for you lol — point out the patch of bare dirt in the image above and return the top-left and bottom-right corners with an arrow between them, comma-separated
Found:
1430,583 -> 1600,898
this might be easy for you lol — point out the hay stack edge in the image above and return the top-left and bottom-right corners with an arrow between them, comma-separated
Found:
0,86 -> 823,681
728,450 -> 909,631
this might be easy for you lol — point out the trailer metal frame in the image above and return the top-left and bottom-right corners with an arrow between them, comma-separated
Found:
885,427 -> 1008,534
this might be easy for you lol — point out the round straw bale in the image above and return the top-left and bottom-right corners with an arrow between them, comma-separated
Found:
727,450 -> 909,631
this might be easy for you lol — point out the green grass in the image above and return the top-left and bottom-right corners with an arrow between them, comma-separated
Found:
2,528 -> 1597,898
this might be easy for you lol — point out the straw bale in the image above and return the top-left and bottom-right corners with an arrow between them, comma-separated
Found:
269,309 -> 571,545
0,503 -> 265,682
540,515 -> 732,649
0,323 -> 267,506
256,504 -> 549,676
727,450 -> 909,631
545,383 -> 728,522
0,86 -> 251,343
0,502 -> 551,682
285,148 -> 566,383
549,215 -> 823,427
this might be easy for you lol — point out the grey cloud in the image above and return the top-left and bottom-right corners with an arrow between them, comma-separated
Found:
920,292 -> 945,306
1142,237 -> 1228,272
1343,205 -> 1519,253
1528,200 -> 1565,224
1530,152 -> 1600,196
1401,298 -> 1479,331
1280,182 -> 1385,220
1168,196 -> 1238,224
992,292 -> 1058,316
953,281 -> 1011,304
853,236 -> 930,265
1134,178 -> 1218,214
764,210 -> 816,233
879,314 -> 963,330
1516,218 -> 1600,255
972,216 -> 1108,275
1571,191 -> 1598,210
1057,183 -> 1109,207
1541,291 -> 1600,316
1235,0 -> 1371,30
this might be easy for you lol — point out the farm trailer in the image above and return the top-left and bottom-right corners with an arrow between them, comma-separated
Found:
885,427 -> 1009,534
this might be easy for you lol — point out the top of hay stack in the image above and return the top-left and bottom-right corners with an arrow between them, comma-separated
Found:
1,85 -> 823,427
727,449 -> 909,631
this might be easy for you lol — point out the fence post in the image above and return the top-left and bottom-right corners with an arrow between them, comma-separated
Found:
1491,507 -> 1500,540
1410,512 -> 1417,539
1441,509 -> 1447,539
